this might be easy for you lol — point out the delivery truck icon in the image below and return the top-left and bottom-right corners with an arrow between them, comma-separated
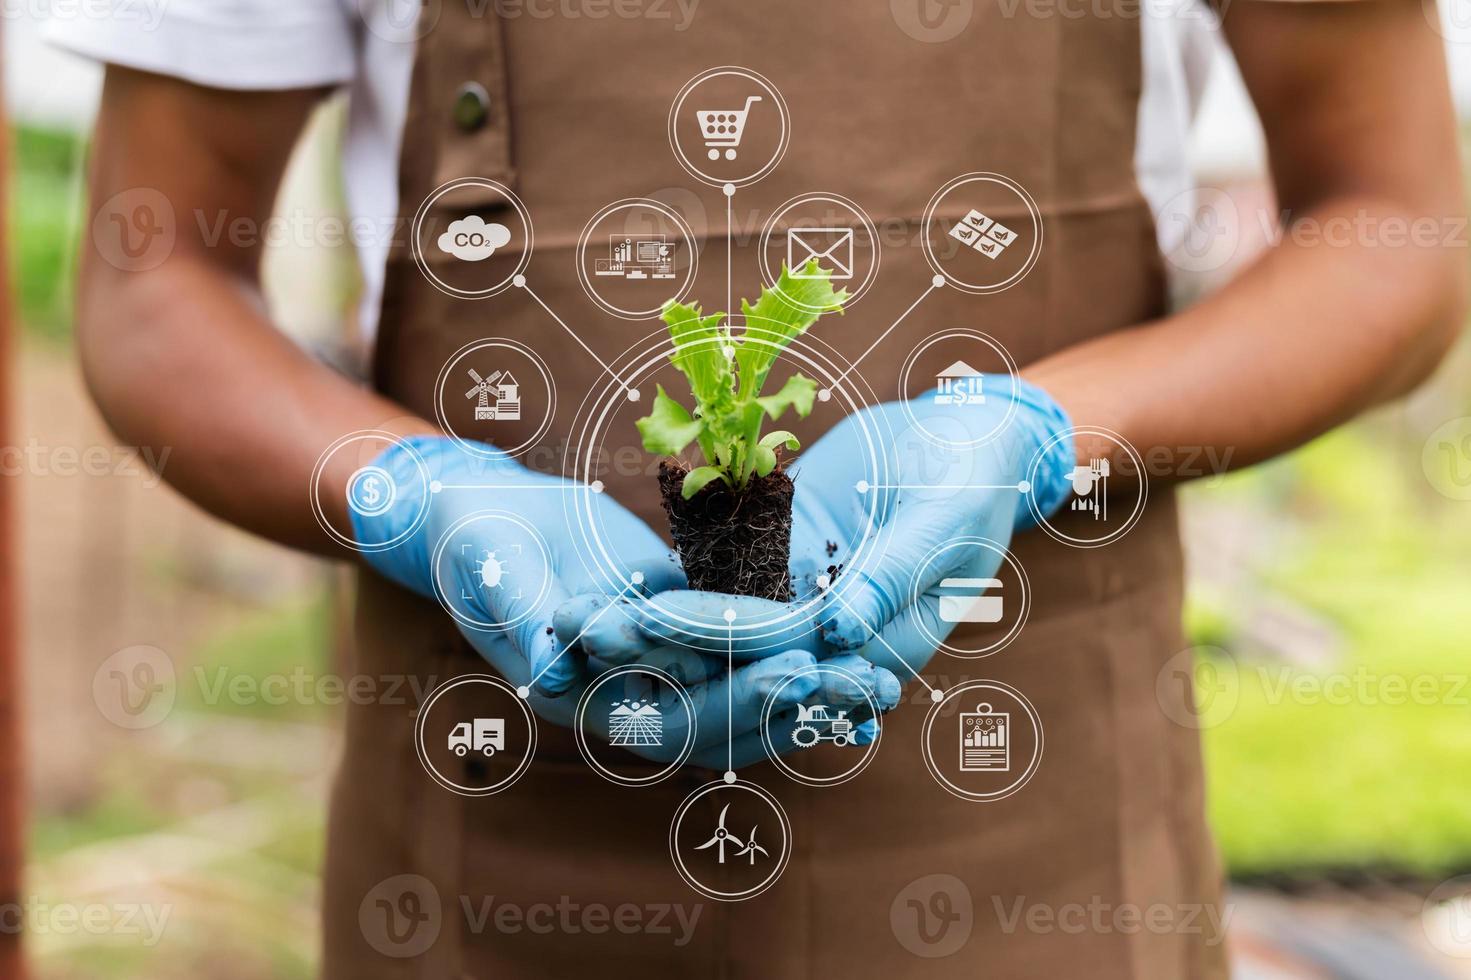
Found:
447,718 -> 505,757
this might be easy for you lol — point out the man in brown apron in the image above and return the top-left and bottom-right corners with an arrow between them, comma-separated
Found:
65,0 -> 1465,976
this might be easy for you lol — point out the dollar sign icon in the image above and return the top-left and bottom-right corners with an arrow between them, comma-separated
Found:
348,466 -> 396,518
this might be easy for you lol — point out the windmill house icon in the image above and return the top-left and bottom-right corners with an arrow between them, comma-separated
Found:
466,368 -> 521,422
934,361 -> 985,407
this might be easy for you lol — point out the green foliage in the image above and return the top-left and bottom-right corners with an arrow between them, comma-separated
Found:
635,260 -> 846,498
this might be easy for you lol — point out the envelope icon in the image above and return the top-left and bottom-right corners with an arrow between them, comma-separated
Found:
788,227 -> 854,280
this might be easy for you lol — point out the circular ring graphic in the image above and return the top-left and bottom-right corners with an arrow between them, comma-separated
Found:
759,662 -> 883,786
669,66 -> 790,188
429,510 -> 554,633
669,779 -> 792,901
432,338 -> 556,460
414,674 -> 537,797
574,665 -> 698,786
562,317 -> 894,648
922,173 -> 1042,295
576,198 -> 699,319
758,192 -> 882,311
1025,426 -> 1148,548
411,177 -> 533,300
310,430 -> 431,553
909,537 -> 1030,659
897,329 -> 1020,450
921,680 -> 1043,803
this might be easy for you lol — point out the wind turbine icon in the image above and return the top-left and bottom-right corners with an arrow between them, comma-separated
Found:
694,804 -> 768,865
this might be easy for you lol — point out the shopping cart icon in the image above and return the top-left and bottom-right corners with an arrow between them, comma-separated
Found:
696,96 -> 762,161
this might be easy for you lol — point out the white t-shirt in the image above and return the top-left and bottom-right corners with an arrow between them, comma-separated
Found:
45,0 -> 1219,340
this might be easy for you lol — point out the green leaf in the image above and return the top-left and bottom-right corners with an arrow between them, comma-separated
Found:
681,465 -> 728,499
755,374 -> 818,421
662,300 -> 732,409
752,445 -> 778,478
635,385 -> 702,457
758,430 -> 801,451
735,260 -> 847,399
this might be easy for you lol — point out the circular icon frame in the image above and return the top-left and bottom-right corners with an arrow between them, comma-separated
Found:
414,674 -> 537,797
576,198 -> 700,320
922,680 -> 1043,803
897,328 -> 1020,450
574,665 -> 698,786
310,430 -> 432,554
668,66 -> 790,188
759,662 -> 883,786
922,173 -> 1043,295
909,537 -> 1030,659
669,779 -> 792,901
429,510 -> 554,633
411,177 -> 534,300
758,192 -> 882,311
1025,426 -> 1148,548
432,338 -> 557,460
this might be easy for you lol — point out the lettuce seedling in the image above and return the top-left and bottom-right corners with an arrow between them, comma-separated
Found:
636,260 -> 848,499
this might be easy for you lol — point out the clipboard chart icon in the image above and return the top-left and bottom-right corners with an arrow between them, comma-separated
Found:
959,703 -> 1010,773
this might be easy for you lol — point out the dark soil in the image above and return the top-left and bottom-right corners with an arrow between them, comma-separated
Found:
658,460 -> 794,601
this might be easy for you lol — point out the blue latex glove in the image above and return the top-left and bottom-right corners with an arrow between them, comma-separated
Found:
351,436 -> 824,765
557,577 -> 903,769
795,375 -> 1075,677
350,435 -> 682,697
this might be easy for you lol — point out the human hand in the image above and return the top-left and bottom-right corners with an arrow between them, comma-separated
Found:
792,376 -> 1075,676
558,588 -> 901,768
350,435 -> 682,698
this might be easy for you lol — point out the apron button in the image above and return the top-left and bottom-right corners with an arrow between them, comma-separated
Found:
452,82 -> 491,132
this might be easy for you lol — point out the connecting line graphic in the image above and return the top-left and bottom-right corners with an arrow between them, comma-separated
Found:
526,573 -> 645,693
822,280 -> 942,395
856,480 -> 1030,494
725,185 -> 735,327
519,278 -> 640,402
724,613 -> 735,778
824,588 -> 938,698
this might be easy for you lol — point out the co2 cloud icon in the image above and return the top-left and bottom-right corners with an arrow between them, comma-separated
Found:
438,215 -> 512,262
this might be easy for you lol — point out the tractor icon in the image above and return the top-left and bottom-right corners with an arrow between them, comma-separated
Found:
791,704 -> 854,748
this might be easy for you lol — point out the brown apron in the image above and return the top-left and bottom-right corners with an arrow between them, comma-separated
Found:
324,3 -> 1229,977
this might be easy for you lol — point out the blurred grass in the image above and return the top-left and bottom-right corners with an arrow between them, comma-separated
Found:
9,123 -> 81,341
1191,414 -> 1471,877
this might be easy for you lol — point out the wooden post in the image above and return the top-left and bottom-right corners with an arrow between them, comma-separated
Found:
0,19 -> 28,978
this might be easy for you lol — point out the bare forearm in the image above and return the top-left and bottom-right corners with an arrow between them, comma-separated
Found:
1028,193 -> 1467,476
77,254 -> 434,555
